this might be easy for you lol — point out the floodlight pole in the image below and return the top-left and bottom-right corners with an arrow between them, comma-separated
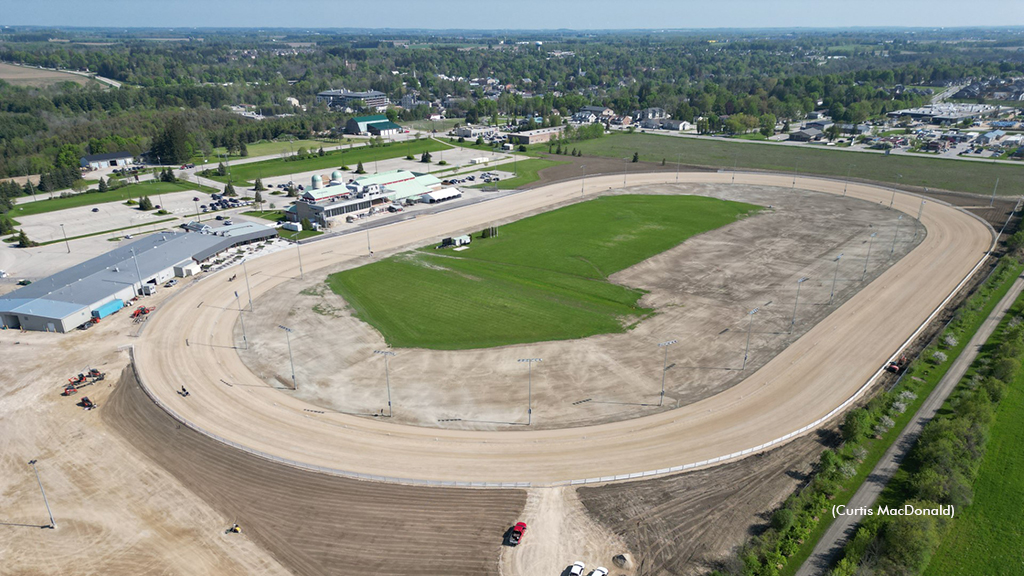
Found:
130,247 -> 143,296
790,277 -> 808,331
742,308 -> 759,370
658,340 -> 677,406
60,223 -> 69,253
844,164 -> 855,196
293,232 -> 304,279
890,175 -> 901,209
676,152 -> 682,182
242,259 -> 253,312
580,164 -> 587,197
278,325 -> 296,390
623,159 -> 628,187
913,200 -> 925,242
366,230 -> 372,255
234,291 -> 247,349
28,460 -> 54,529
374,350 -> 395,417
862,232 -> 877,281
890,215 -> 903,256
829,253 -> 844,305
518,358 -> 542,425
990,178 -> 1000,207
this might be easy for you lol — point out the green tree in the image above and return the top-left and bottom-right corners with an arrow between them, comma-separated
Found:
254,178 -> 266,192
841,409 -> 872,442
420,151 -> 432,163
300,217 -> 313,231
17,229 -> 36,248
254,191 -> 264,211
239,142 -> 249,157
224,182 -> 237,197
632,151 -> 639,162
98,177 -> 109,193
356,161 -> 366,174
216,162 -> 228,177
152,116 -> 192,164
55,144 -> 81,170
138,196 -> 153,210
71,179 -> 88,193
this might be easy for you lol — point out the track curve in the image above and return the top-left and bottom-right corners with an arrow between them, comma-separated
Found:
134,173 -> 993,485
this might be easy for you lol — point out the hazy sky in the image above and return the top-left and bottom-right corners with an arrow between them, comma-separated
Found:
4,0 -> 1024,30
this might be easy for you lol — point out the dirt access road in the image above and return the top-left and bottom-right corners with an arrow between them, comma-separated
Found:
133,171 -> 994,485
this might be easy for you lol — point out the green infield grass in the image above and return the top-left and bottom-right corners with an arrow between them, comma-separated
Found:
327,194 -> 759,349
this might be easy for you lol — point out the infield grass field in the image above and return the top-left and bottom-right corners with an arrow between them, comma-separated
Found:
574,132 -> 1024,196
327,194 -> 759,349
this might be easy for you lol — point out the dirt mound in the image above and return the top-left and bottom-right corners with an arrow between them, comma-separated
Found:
103,367 -> 527,576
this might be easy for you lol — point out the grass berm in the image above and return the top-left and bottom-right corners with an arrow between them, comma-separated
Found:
327,194 -> 759,350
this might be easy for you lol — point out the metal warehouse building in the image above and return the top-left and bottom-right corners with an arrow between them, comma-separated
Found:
0,224 -> 276,333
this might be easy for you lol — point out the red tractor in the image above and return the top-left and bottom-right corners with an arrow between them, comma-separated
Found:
886,355 -> 908,374
509,522 -> 527,546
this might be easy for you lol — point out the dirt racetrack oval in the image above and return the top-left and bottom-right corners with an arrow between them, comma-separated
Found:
133,172 -> 994,486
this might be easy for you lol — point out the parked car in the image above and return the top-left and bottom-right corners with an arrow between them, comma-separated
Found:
92,207 -> 100,213
509,522 -> 527,546
591,568 -> 609,576
569,561 -> 585,576
164,279 -> 178,288
193,197 -> 200,202
215,215 -> 224,221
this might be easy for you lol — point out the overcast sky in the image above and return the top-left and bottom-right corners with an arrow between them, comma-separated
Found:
4,0 -> 1024,30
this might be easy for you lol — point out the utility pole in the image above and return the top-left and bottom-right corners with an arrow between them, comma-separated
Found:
580,164 -> 587,198
242,259 -> 253,312
234,291 -> 247,349
623,158 -> 628,187
374,350 -> 395,417
742,308 -> 759,370
675,152 -> 682,183
517,358 -> 542,425
844,164 -> 855,196
366,230 -> 372,255
829,253 -> 844,305
28,460 -> 55,529
792,161 -> 798,188
60,223 -> 69,253
862,232 -> 877,281
278,325 -> 296,390
658,340 -> 677,406
890,215 -> 903,256
293,232 -> 304,279
790,277 -> 808,331
990,178 -> 1000,207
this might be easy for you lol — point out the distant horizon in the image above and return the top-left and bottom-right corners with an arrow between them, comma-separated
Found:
4,0 -> 1024,31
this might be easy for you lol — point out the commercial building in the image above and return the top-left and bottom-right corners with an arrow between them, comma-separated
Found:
506,126 -> 565,145
887,103 -> 1000,123
345,114 -> 402,136
454,125 -> 495,138
317,89 -> 390,112
80,151 -> 135,170
789,128 -> 823,142
286,169 -> 445,227
0,224 -> 273,333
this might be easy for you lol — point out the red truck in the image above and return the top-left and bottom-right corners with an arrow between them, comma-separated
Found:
509,522 -> 527,546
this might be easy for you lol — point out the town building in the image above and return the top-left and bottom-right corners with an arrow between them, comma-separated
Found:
80,151 -> 135,170
506,126 -> 565,145
345,115 -> 402,136
0,224 -> 274,333
316,89 -> 390,112
789,128 -> 823,142
286,170 -> 445,227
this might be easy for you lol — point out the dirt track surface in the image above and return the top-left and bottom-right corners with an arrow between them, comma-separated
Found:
103,367 -> 526,576
132,172 -> 993,484
238,184 -> 920,431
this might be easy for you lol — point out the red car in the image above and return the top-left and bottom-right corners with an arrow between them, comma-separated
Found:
509,522 -> 527,545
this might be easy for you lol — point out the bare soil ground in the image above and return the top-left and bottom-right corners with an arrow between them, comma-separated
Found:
0,315 -> 290,576
577,431 -> 830,576
104,367 -> 527,576
0,63 -> 95,87
237,183 -> 922,431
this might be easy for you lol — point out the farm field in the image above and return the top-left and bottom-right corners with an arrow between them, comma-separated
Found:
327,194 -> 759,349
201,139 -> 334,162
0,62 -> 95,87
405,117 -> 465,132
7,181 -> 208,218
478,158 -> 569,189
205,139 -> 452,186
922,293 -> 1024,576
573,132 -> 1024,196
